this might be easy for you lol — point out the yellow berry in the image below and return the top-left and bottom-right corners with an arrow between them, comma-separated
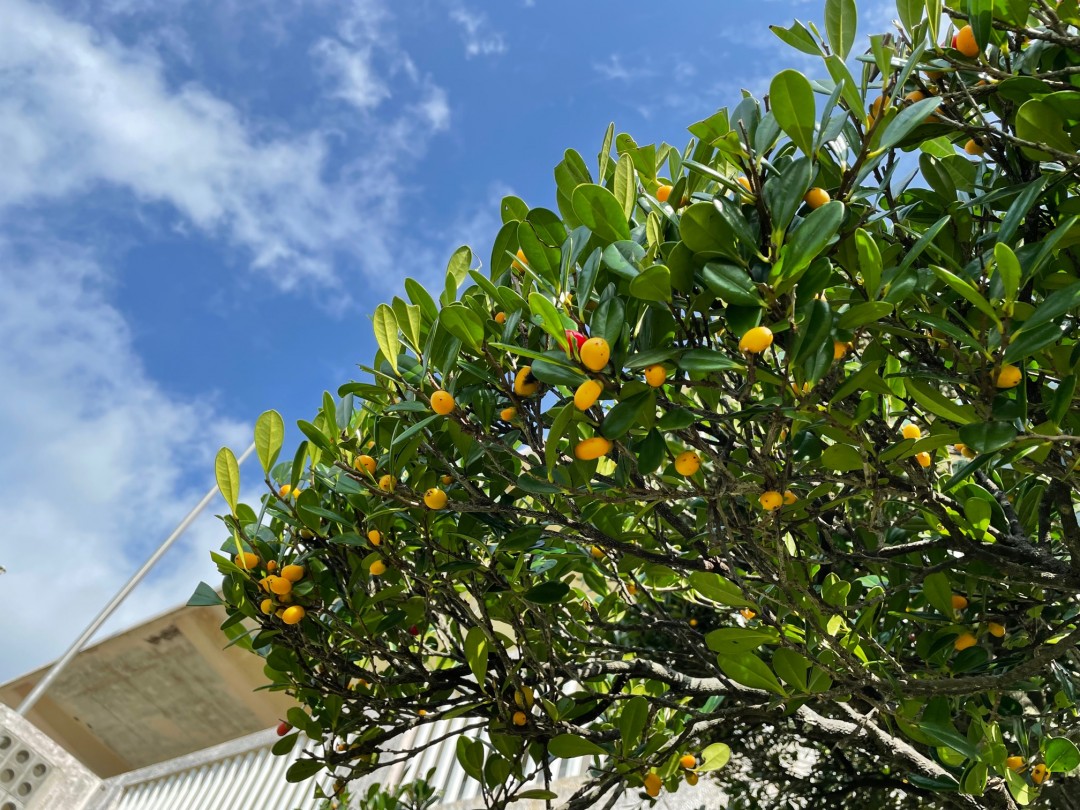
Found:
1005,755 -> 1025,772
736,176 -> 753,195
235,551 -> 260,571
643,772 -> 662,798
514,686 -> 535,708
995,364 -> 1021,389
430,390 -> 456,415
954,632 -> 977,651
260,598 -> 274,615
282,605 -> 306,625
369,559 -> 387,576
424,488 -> 448,510
379,474 -> 397,492
500,406 -> 518,421
579,337 -> 611,372
656,184 -> 673,203
679,754 -> 697,770
268,576 -> 292,596
964,138 -> 984,156
514,366 -> 540,396
955,25 -> 980,58
643,364 -> 666,387
740,608 -> 756,620
575,436 -> 613,461
901,424 -> 922,440
804,187 -> 830,209
759,490 -> 783,511
512,711 -> 527,726
915,452 -> 932,468
279,484 -> 293,498
783,490 -> 798,505
367,529 -> 382,546
952,594 -> 968,611
574,379 -> 603,411
513,248 -> 528,272
674,450 -> 701,476
904,89 -> 927,103
494,312 -> 507,324
833,341 -> 849,360
988,621 -> 1005,638
281,564 -> 305,582
266,560 -> 278,573
739,326 -> 773,354
354,454 -> 376,475
1031,763 -> 1048,784
590,545 -> 605,560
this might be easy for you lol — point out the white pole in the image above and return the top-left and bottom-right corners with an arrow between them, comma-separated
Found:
16,441 -> 258,716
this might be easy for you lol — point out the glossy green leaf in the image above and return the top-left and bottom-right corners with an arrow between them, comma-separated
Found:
716,652 -> 787,696
770,69 -> 817,156
254,410 -> 284,475
215,446 -> 240,514
549,734 -> 607,758
825,0 -> 857,58
571,184 -> 631,243
373,304 -> 401,374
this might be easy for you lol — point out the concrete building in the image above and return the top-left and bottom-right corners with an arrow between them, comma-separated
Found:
0,603 -> 716,810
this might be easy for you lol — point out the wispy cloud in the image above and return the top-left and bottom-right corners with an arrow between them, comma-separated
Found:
449,6 -> 507,58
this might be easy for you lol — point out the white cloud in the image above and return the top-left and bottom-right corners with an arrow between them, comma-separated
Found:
0,236 -> 248,683
449,6 -> 507,58
0,0 -> 452,296
593,54 -> 654,83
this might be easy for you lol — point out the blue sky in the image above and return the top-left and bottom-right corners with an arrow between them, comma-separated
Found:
0,0 -> 896,681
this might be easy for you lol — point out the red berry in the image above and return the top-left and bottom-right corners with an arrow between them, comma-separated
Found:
565,330 -> 588,358
409,625 -> 420,636
277,721 -> 292,736
951,34 -> 959,49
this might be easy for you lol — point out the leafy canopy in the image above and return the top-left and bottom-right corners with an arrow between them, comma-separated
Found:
195,1 -> 1080,807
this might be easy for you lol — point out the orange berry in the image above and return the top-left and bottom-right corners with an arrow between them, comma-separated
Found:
379,474 -> 397,492
995,364 -> 1021,389
674,450 -> 701,476
739,326 -> 773,354
656,184 -> 673,203
282,605 -> 306,625
424,488 -> 448,510
988,621 -> 1005,638
952,594 -> 968,611
354,454 -> 376,475
260,598 -> 274,615
679,754 -> 697,769
266,560 -> 278,573
514,366 -> 540,396
954,25 -> 980,58
740,608 -> 757,620
643,772 -> 662,798
901,424 -> 922,440
759,490 -> 783,511
494,312 -> 507,324
281,564 -> 305,582
954,632 -> 977,651
268,576 -> 292,596
964,138 -> 984,156
804,187 -> 831,209
235,551 -> 260,571
369,559 -> 387,576
783,490 -> 797,505
905,90 -> 927,103
500,406 -> 517,421
513,248 -> 528,272
736,176 -> 753,195
833,340 -> 849,360
279,484 -> 294,498
512,711 -> 527,726
574,379 -> 603,411
1031,763 -> 1048,784
367,529 -> 382,546
590,546 -> 605,560
575,436 -> 613,461
643,364 -> 666,387
579,337 -> 611,372
1005,755 -> 1025,772
688,618 -> 698,627
430,390 -> 456,415
915,451 -> 932,468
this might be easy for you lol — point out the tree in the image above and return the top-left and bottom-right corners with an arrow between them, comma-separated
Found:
194,1 -> 1080,807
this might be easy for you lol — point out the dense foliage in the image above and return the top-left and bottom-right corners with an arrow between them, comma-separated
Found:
195,1 -> 1080,807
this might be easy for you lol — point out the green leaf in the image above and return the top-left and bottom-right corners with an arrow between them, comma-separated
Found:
1004,768 -> 1033,806
922,571 -> 955,616
549,734 -> 607,758
705,627 -> 781,654
456,737 -> 485,782
958,422 -> 1018,454
772,648 -> 811,693
373,304 -> 401,374
1044,737 -> 1080,772
994,243 -> 1021,305
601,391 -> 652,440
523,581 -> 571,604
997,177 -> 1048,248
444,245 -> 473,303
774,201 -> 845,287
770,70 -> 817,156
285,758 -> 324,783
465,626 -> 489,684
1014,282 -> 1080,338
905,379 -> 978,425
689,571 -> 754,607
699,742 -> 732,772
629,264 -> 671,302
837,301 -> 893,329
825,0 -> 857,59
878,97 -> 941,151
678,349 -> 742,372
439,303 -> 485,353
680,202 -> 738,257
854,228 -> 882,298
187,581 -> 223,607
297,420 -> 334,453
571,184 -> 631,243
1015,99 -> 1075,158
254,410 -> 285,475
515,790 -> 560,801
215,447 -> 240,514
613,154 -> 636,219
821,444 -> 863,471
702,263 -> 763,307
769,22 -> 822,56
716,652 -> 787,696
929,266 -> 1002,330
527,293 -> 571,351
618,696 -> 649,753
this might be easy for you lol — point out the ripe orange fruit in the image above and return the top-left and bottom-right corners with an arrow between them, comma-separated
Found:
579,337 -> 611,372
514,366 -> 540,396
954,632 -> 977,651
424,488 -> 448,510
964,139 -> 984,156
354,454 -> 376,475
736,176 -> 753,195
783,490 -> 798,505
367,529 -> 382,546
901,424 -> 922,440
260,598 -> 274,615
904,89 -> 926,103
954,25 -> 980,57
833,341 -> 849,360
441,474 -> 453,485
643,364 -> 666,387
867,95 -> 888,127
995,363 -> 1021,388
430,390 -> 455,415
514,686 -> 535,708
494,312 -> 507,324
954,443 -> 977,459
369,559 -> 387,576
688,618 -> 698,627
626,582 -> 638,596
590,545 -> 605,559
513,248 -> 528,272
915,452 -> 932,468
266,560 -> 278,573
500,406 -> 517,421
740,608 -> 757,620
804,187 -> 830,209
988,621 -> 1005,638
279,484 -> 294,498
1031,763 -> 1048,784
575,436 -> 613,461
1005,756 -> 1025,772
574,379 -> 603,411
281,564 -> 305,582
674,451 -> 701,476
679,754 -> 697,769
739,326 -> 773,354
379,474 -> 396,492
268,576 -> 293,596
282,605 -> 306,625
759,490 -> 783,511
643,772 -> 662,798
952,594 -> 968,611
656,184 -> 673,203
235,551 -> 260,571
418,709 -> 427,717
512,711 -> 527,726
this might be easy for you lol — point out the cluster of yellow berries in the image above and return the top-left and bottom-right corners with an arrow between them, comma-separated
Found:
951,593 -> 1006,651
234,550 -> 309,625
